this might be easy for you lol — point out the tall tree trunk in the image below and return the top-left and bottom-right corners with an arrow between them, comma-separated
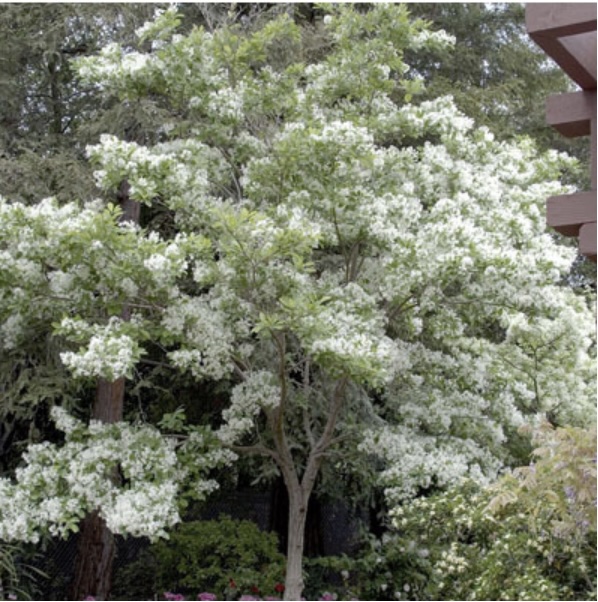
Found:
283,487 -> 309,602
276,377 -> 347,600
70,379 -> 125,601
70,182 -> 137,601
70,511 -> 116,601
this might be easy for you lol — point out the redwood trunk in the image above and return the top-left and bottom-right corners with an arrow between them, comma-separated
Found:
70,378 -> 125,601
70,183 -> 137,601
70,511 -> 115,601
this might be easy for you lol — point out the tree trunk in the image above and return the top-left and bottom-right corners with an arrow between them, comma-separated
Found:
70,511 -> 115,601
270,476 -> 324,557
70,182 -> 137,601
277,377 -> 347,600
70,378 -> 125,601
283,488 -> 310,602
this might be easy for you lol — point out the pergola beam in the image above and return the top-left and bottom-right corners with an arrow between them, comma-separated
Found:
526,3 -> 597,89
526,3 -> 596,38
547,191 -> 597,236
526,3 -> 597,264
546,90 -> 596,137
579,222 -> 597,261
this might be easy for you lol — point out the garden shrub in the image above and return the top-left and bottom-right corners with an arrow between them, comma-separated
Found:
488,422 -> 597,540
307,425 -> 597,601
113,516 -> 285,601
308,479 -> 595,601
110,545 -> 159,601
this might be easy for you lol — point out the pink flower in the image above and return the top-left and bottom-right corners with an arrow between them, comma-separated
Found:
197,594 -> 217,601
164,593 -> 185,601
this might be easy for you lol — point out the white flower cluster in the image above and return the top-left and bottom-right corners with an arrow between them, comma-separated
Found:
434,542 -> 469,575
87,135 -> 216,210
274,204 -> 322,244
360,426 -> 502,503
103,481 -> 179,538
143,238 -> 189,290
294,283 -> 406,385
0,408 -> 183,542
409,29 -> 456,51
162,295 -> 235,380
393,96 -> 474,140
58,316 -> 145,380
207,85 -> 245,121
74,42 -> 125,89
218,371 -> 281,445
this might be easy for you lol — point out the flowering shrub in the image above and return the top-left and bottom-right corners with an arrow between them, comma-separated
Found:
386,481 -> 593,600
488,422 -> 597,541
319,472 -> 596,600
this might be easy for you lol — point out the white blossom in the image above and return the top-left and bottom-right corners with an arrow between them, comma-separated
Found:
218,371 -> 281,445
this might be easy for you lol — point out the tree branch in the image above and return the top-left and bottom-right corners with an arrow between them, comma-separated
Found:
301,375 -> 348,493
229,444 -> 279,461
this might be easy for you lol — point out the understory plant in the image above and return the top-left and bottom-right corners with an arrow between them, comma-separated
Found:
112,517 -> 285,601
310,425 -> 597,601
0,542 -> 46,601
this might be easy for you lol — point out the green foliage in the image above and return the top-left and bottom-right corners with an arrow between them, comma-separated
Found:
489,423 -> 597,541
405,5 -> 561,138
0,542 -> 47,601
405,3 -> 590,190
0,350 -> 85,473
108,543 -> 158,601
0,3 -> 159,204
113,517 -> 286,600
309,475 -> 596,601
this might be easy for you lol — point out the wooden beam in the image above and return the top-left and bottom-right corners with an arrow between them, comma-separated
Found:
546,90 -> 596,137
526,4 -> 596,38
560,31 -> 597,81
547,191 -> 597,236
536,34 -> 596,90
526,4 -> 597,89
579,221 -> 597,261
592,116 -> 597,190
